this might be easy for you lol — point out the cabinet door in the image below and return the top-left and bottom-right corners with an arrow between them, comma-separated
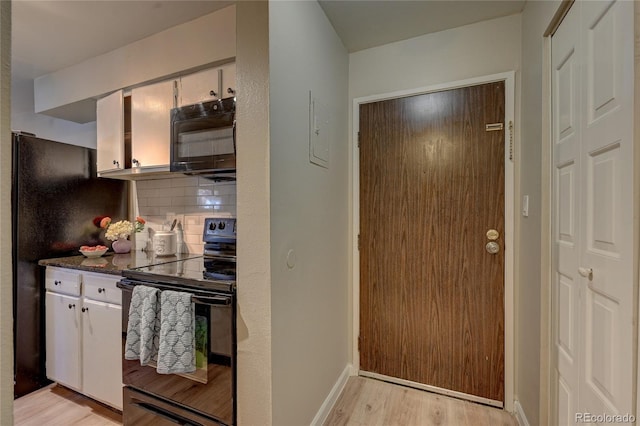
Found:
220,63 -> 236,99
81,298 -> 123,410
179,68 -> 220,107
45,291 -> 81,390
131,80 -> 174,168
96,90 -> 124,172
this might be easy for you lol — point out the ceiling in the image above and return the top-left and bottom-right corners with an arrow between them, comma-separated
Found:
12,0 -> 526,82
319,0 -> 526,52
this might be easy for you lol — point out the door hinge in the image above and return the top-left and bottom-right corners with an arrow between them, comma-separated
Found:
357,234 -> 361,250
357,132 -> 361,148
358,335 -> 361,351
508,120 -> 514,161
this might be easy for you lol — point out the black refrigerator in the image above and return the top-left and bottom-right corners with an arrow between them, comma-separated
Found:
12,132 -> 128,398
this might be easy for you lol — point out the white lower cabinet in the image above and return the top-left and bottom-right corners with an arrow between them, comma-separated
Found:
45,267 -> 123,410
45,291 -> 81,391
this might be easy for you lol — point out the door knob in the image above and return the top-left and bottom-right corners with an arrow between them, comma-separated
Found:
578,267 -> 593,280
486,241 -> 500,254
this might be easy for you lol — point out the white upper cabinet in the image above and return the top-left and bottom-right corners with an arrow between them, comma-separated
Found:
131,79 -> 175,168
96,90 -> 124,173
96,62 -> 235,178
179,67 -> 220,107
179,63 -> 236,106
220,62 -> 236,99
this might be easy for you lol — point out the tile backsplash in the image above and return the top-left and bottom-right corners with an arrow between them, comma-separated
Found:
134,176 -> 236,254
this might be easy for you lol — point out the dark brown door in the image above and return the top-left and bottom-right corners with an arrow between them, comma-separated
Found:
359,82 -> 505,402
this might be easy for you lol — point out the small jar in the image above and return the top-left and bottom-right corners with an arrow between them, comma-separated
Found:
153,231 -> 177,256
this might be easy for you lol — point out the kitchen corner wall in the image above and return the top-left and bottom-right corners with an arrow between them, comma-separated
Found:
133,176 -> 236,254
269,1 -> 349,425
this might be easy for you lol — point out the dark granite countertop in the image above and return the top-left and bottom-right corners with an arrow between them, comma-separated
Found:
38,251 -> 201,276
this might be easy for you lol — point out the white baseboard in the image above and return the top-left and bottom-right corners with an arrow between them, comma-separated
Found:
310,364 -> 353,426
514,400 -> 530,426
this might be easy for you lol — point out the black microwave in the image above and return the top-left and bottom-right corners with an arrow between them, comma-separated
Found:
170,97 -> 236,177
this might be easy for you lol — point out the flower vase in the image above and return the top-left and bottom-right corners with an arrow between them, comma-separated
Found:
112,238 -> 132,254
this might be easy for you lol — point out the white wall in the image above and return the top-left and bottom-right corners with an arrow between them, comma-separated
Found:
349,10 -> 521,410
520,1 -> 560,425
235,2 -> 273,424
12,73 -> 97,148
0,2 -> 12,423
349,14 -> 521,100
269,1 -> 349,425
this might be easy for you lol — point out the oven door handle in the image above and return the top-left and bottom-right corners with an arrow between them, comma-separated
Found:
117,281 -> 231,306
191,295 -> 232,306
131,400 -> 204,425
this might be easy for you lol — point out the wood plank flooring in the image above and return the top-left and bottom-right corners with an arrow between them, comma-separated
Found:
14,384 -> 122,426
324,376 -> 518,426
14,377 -> 517,426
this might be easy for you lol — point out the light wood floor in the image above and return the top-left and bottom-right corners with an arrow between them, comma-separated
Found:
324,376 -> 518,426
14,384 -> 122,426
14,378 -> 517,426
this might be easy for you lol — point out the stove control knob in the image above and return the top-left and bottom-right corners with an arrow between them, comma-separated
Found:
218,221 -> 226,230
209,222 -> 217,231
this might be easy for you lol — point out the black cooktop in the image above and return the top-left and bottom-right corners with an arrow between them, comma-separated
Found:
122,256 -> 235,294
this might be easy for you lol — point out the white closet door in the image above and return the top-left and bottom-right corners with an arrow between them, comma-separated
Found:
579,0 -> 634,418
552,0 -> 634,424
552,5 -> 582,424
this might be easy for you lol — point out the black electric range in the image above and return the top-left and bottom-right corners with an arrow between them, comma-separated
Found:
122,256 -> 235,293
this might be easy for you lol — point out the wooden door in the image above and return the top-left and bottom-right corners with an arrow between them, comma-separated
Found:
552,0 -> 634,423
359,82 -> 505,403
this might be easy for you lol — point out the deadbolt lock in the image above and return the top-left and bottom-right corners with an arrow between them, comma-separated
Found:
486,229 -> 500,240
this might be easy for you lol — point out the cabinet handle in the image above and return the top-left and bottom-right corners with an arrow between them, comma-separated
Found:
81,307 -> 88,313
132,158 -> 140,167
54,280 -> 60,286
209,90 -> 218,97
68,304 -> 75,309
227,87 -> 236,95
113,160 -> 120,168
98,288 -> 105,293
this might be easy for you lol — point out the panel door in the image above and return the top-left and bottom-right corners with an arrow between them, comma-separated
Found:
96,90 -> 124,172
131,80 -> 174,168
578,0 -> 634,418
45,291 -> 81,390
359,82 -> 505,403
552,0 -> 634,423
81,298 -> 123,410
551,4 -> 582,423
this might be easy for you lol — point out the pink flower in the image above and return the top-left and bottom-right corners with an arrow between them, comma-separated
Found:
99,217 -> 112,229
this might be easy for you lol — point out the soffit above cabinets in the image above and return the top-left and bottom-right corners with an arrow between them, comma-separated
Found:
12,1 -> 233,81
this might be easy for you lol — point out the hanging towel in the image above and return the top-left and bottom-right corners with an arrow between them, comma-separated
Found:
124,285 -> 160,365
157,290 -> 196,374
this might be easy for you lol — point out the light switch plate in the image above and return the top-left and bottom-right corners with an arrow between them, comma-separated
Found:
522,195 -> 529,217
